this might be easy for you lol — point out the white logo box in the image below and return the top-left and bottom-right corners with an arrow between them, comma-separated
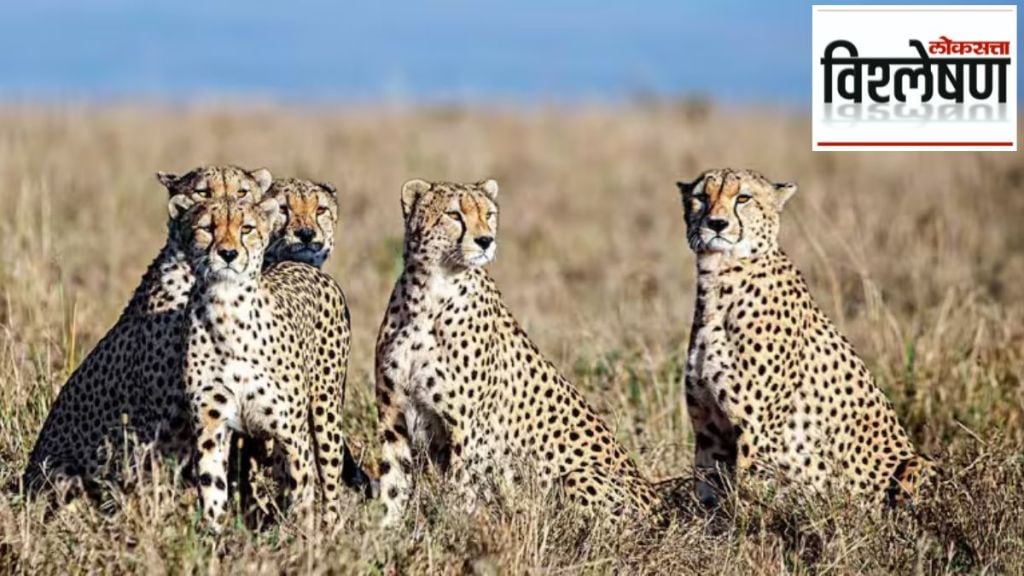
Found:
812,5 -> 1017,152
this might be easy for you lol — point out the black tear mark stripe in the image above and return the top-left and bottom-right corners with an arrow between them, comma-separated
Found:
454,203 -> 467,245
242,240 -> 252,268
732,191 -> 746,241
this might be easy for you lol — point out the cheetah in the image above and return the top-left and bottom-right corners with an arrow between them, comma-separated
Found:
23,165 -> 273,495
375,178 -> 663,526
181,195 -> 356,529
264,177 -> 339,268
240,176 -> 374,504
676,167 -> 934,509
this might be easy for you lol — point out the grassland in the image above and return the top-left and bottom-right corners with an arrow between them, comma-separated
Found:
0,104 -> 1021,574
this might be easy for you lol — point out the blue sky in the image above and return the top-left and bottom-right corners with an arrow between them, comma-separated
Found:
0,1 -> 1016,105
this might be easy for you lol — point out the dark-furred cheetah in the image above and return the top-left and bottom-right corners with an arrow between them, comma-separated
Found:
24,165 -> 273,494
264,177 -> 339,268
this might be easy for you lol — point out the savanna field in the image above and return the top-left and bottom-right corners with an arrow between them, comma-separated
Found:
0,104 -> 1021,574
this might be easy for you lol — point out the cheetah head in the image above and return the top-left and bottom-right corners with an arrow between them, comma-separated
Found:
399,178 -> 499,270
157,164 -> 273,206
182,197 -> 285,283
161,165 -> 274,247
263,177 -> 339,268
677,168 -> 797,259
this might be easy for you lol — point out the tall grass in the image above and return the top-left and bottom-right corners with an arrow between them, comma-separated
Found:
0,104 -> 1021,574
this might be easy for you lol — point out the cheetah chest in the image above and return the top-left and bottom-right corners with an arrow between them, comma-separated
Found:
686,282 -> 739,414
188,283 -> 278,436
384,278 -> 466,395
380,275 -> 478,443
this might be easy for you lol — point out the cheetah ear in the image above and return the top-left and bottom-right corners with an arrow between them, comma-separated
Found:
259,197 -> 286,232
676,180 -> 696,197
250,168 -> 274,195
401,178 -> 431,219
167,194 -> 194,220
318,181 -> 338,197
479,179 -> 499,201
774,182 -> 798,209
156,171 -> 179,193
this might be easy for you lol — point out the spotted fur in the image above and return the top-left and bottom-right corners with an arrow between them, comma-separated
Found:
239,176 -> 374,513
677,167 -> 934,508
375,178 -> 663,526
23,165 -> 272,495
182,196 -> 358,529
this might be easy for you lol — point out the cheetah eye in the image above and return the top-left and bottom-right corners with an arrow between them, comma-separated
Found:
241,224 -> 255,234
195,188 -> 211,198
445,210 -> 462,221
486,211 -> 497,219
736,194 -> 753,205
316,206 -> 328,216
237,188 -> 250,198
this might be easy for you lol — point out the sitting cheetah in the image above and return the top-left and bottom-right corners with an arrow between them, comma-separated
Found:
676,167 -> 934,508
23,165 -> 273,495
181,196 -> 356,528
375,178 -> 662,526
240,176 -> 375,504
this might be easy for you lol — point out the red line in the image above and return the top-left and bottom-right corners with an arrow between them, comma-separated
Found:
816,141 -> 1014,147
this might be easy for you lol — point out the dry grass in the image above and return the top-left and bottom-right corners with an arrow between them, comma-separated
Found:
0,104 -> 1021,574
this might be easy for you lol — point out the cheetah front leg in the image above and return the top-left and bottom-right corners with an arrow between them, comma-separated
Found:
309,371 -> 347,525
280,440 -> 316,526
686,390 -> 737,510
235,436 -> 278,525
192,401 -> 233,531
269,414 -> 317,530
447,411 -> 498,513
692,432 -> 732,510
376,379 -> 414,527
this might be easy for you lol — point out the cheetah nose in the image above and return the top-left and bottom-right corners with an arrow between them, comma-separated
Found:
295,228 -> 315,244
706,219 -> 729,233
474,236 -> 494,250
218,249 -> 239,263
